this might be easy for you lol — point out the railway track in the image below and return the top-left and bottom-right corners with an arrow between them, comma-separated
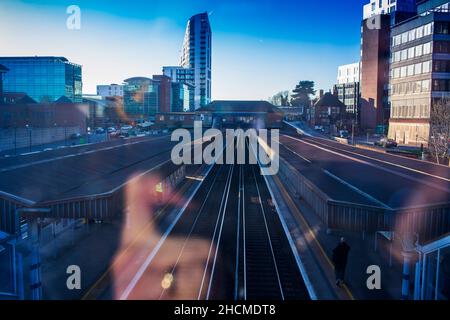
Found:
86,140 -> 310,300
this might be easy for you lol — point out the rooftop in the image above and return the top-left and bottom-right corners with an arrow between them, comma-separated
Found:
314,92 -> 346,108
197,100 -> 282,114
0,136 -> 178,206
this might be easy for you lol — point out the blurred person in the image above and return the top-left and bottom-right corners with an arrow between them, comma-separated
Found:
111,172 -> 216,300
332,237 -> 351,287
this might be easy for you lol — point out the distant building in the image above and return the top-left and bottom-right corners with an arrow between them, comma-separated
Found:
163,66 -> 195,84
96,84 -> 124,98
162,66 -> 195,110
171,82 -> 194,112
389,0 -> 450,145
337,63 -> 360,85
83,95 -> 125,127
311,92 -> 347,128
155,112 -> 203,129
123,77 -> 159,120
0,64 -> 8,95
196,100 -> 283,129
152,75 -> 172,114
360,14 -> 392,131
363,0 -> 416,19
0,95 -> 88,151
180,12 -> 212,109
335,62 -> 361,122
0,56 -> 82,103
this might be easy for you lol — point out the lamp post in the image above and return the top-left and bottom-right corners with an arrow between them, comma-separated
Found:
64,120 -> 67,146
400,233 -> 419,300
25,124 -> 31,152
14,123 -> 17,155
351,120 -> 355,146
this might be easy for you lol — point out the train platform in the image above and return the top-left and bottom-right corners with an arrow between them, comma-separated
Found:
265,171 -> 407,300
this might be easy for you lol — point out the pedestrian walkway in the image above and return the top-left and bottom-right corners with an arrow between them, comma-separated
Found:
267,173 -> 406,300
37,221 -> 121,300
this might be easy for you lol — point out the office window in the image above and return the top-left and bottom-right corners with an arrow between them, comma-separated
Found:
415,44 -> 423,57
414,63 -> 422,75
401,49 -> 408,60
422,79 -> 430,92
400,66 -> 407,77
422,61 -> 431,73
408,47 -> 415,59
409,29 -> 416,42
423,42 -> 431,55
407,64 -> 415,76
416,26 -> 424,38
424,23 -> 433,36
401,32 -> 408,43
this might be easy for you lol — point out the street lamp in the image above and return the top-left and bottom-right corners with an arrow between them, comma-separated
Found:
14,123 -> 17,155
64,120 -> 68,146
25,124 -> 31,152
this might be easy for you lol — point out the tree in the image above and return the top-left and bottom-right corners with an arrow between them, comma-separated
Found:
291,81 -> 316,108
269,91 -> 291,106
429,98 -> 450,165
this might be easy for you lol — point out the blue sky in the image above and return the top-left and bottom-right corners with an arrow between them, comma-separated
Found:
0,0 -> 366,99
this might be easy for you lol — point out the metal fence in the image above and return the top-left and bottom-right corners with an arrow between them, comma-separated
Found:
0,162 -> 186,236
279,156 -> 450,242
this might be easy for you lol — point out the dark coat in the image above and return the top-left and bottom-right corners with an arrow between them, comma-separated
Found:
332,242 -> 350,268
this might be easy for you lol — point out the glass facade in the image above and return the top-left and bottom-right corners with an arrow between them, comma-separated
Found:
162,66 -> 196,111
0,57 -> 82,103
123,77 -> 159,119
334,82 -> 360,119
180,12 -> 212,109
171,82 -> 192,112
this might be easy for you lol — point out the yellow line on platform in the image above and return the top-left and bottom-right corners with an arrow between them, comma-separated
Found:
273,174 -> 355,300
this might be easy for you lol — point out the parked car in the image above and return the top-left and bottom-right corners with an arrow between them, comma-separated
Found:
95,127 -> 105,134
375,137 -> 398,148
107,127 -> 116,133
109,131 -> 121,138
70,133 -> 82,140
120,125 -> 133,132
339,130 -> 349,139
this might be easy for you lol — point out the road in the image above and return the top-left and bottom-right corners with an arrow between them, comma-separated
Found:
0,134 -> 177,204
281,124 -> 450,210
0,132 -> 109,157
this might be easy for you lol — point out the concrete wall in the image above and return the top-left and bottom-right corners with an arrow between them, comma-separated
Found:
0,126 -> 82,152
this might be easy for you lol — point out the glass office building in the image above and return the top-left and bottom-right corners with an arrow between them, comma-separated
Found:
171,82 -> 194,112
0,57 -> 82,103
163,66 -> 195,111
123,77 -> 159,119
180,12 -> 212,109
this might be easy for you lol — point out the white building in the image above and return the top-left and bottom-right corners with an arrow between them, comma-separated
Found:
363,0 -> 416,19
337,63 -> 360,85
180,12 -> 212,109
96,84 -> 124,98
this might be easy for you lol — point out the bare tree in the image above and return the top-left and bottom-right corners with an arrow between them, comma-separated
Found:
269,91 -> 291,106
429,98 -> 450,165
